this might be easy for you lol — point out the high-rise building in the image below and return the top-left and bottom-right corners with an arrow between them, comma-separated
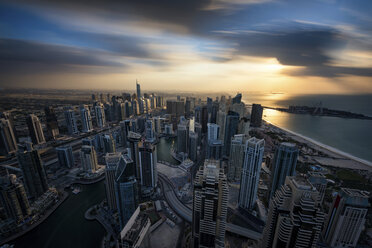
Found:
105,153 -> 121,210
270,142 -> 298,197
166,100 -> 185,117
194,122 -> 202,146
26,114 -> 45,144
262,176 -> 325,248
115,154 -> 138,228
223,111 -> 239,156
207,123 -> 219,142
192,160 -> 228,248
44,106 -> 59,140
120,120 -> 132,147
206,139 -> 223,160
138,141 -> 157,195
17,143 -> 49,200
164,123 -> 173,135
64,108 -> 79,135
0,111 -> 18,142
145,119 -> 155,142
119,204 -> 151,248
216,110 -> 226,142
136,80 -> 141,99
189,131 -> 198,162
201,106 -> 208,133
0,118 -> 17,156
80,105 -> 93,132
80,145 -> 98,173
307,171 -> 327,203
127,131 -> 142,180
227,134 -> 246,181
250,104 -> 263,127
323,188 -> 370,248
103,134 -> 116,154
232,93 -> 242,104
0,174 -> 31,223
56,146 -> 74,168
177,123 -> 188,154
238,137 -> 264,210
95,103 -> 106,128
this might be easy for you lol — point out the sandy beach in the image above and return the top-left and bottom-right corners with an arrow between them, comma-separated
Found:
264,121 -> 372,172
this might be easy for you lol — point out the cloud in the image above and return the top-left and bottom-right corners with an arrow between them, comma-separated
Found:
0,38 -> 126,74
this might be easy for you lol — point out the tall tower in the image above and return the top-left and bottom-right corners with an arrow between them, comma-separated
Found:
227,134 -> 246,181
95,103 -> 106,128
80,105 -> 93,133
223,111 -> 239,156
138,141 -> 157,196
56,146 -> 74,168
0,118 -> 17,156
270,142 -> 298,198
192,160 -> 228,248
0,174 -> 31,223
105,152 -> 121,210
114,154 -> 138,228
17,143 -> 49,200
250,104 -> 263,127
188,131 -> 198,162
80,145 -> 98,173
323,188 -> 370,247
44,106 -> 59,140
136,80 -> 141,100
262,176 -> 325,248
207,123 -> 220,142
145,119 -> 155,142
238,137 -> 265,210
177,123 -> 188,154
26,114 -> 45,144
102,134 -> 116,154
127,131 -> 142,180
64,107 -> 79,135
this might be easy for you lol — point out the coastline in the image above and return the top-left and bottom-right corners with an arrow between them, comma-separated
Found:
264,120 -> 372,171
0,191 -> 69,246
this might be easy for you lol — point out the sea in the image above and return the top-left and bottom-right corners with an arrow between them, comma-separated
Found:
243,94 -> 372,164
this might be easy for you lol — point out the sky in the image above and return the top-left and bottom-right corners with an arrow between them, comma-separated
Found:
0,0 -> 372,94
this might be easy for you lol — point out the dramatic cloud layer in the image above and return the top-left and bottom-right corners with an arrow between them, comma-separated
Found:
0,0 -> 372,92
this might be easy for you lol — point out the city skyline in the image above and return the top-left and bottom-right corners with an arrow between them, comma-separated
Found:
1,1 -> 372,93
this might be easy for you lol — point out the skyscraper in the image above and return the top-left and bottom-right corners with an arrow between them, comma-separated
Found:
188,131 -> 198,162
227,134 -> 246,181
44,106 -> 59,140
0,174 -> 31,223
56,146 -> 74,168
0,118 -> 17,156
323,188 -> 370,247
138,141 -> 157,195
136,80 -> 141,99
26,114 -> 45,144
308,171 -> 328,203
145,119 -> 155,142
192,160 -> 228,248
207,123 -> 219,142
206,139 -> 223,160
105,152 -> 121,210
80,145 -> 98,173
216,110 -> 226,142
238,137 -> 265,210
127,131 -> 142,180
250,104 -> 263,127
114,154 -> 138,228
95,103 -> 106,128
262,176 -> 325,248
177,123 -> 188,154
17,143 -> 49,200
102,134 -> 116,154
64,107 -> 79,135
223,111 -> 239,156
80,105 -> 93,132
270,142 -> 298,197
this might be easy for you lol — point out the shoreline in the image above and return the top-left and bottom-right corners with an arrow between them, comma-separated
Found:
0,191 -> 69,246
264,120 -> 372,171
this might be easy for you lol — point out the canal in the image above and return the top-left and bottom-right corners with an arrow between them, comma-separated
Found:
11,137 -> 177,248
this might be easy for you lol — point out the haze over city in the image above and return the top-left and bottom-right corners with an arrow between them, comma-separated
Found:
0,1 -> 372,248
1,0 -> 372,93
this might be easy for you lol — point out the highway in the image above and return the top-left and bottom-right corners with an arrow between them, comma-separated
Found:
159,173 -> 262,241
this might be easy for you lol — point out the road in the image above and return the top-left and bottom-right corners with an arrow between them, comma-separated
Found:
159,173 -> 262,241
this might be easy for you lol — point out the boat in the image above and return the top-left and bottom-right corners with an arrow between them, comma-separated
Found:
72,187 -> 81,194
